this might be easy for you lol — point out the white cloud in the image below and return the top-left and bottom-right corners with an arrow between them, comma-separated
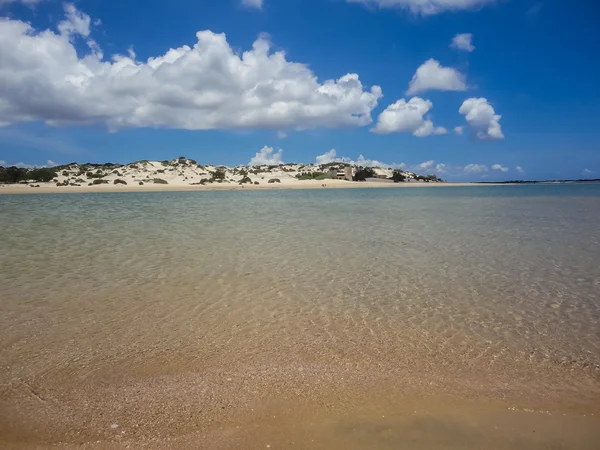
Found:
417,160 -> 435,170
276,131 -> 287,139
454,126 -> 464,135
371,97 -> 446,136
406,59 -> 467,95
314,149 -> 405,169
0,160 -> 6,166
516,166 -> 524,174
583,168 -> 593,175
355,154 -> 405,168
47,159 -> 57,167
58,3 -> 91,38
12,161 -> 54,168
242,0 -> 263,10
459,98 -> 504,140
0,0 -> 41,5
451,33 -> 474,52
491,163 -> 508,173
464,163 -> 488,173
249,146 -> 284,165
315,148 -> 338,165
435,163 -> 446,173
347,0 -> 497,16
0,5 -> 382,131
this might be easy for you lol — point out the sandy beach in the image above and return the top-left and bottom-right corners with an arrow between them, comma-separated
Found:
0,179 -> 494,194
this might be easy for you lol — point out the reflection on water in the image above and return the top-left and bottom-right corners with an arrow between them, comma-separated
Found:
1,184 -> 600,447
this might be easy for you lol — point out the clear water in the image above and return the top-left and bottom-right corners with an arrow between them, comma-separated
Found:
1,184 -> 600,445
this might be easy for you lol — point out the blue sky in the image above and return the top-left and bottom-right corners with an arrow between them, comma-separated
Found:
0,0 -> 598,180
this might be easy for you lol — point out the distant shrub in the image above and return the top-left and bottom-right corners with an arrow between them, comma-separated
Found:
210,168 -> 226,181
296,172 -> 325,180
392,170 -> 406,183
157,169 -> 165,173
268,178 -> 281,184
114,179 -> 127,185
239,176 -> 252,184
153,178 -> 168,184
139,181 -> 144,185
28,168 -> 57,182
86,171 -> 105,179
254,181 -> 259,185
92,179 -> 109,185
353,167 -> 376,182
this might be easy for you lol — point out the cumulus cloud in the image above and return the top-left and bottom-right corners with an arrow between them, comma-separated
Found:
314,149 -> 405,169
583,168 -> 593,175
0,4 -> 382,131
242,0 -> 263,10
347,0 -> 497,16
406,59 -> 467,95
315,148 -> 338,165
516,166 -> 525,174
0,0 -> 41,5
464,163 -> 488,173
4,161 -> 54,168
371,97 -> 446,136
454,126 -> 464,135
354,154 -> 405,168
417,160 -> 435,170
459,98 -> 504,140
249,146 -> 284,165
491,164 -> 508,172
58,3 -> 91,37
451,33 -> 474,52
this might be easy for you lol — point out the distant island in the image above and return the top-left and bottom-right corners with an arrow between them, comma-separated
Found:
0,157 -> 443,191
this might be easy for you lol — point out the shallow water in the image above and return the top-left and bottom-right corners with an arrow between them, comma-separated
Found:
1,184 -> 600,448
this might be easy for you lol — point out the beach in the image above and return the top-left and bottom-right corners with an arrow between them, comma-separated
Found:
1,185 -> 599,448
0,180 -> 492,194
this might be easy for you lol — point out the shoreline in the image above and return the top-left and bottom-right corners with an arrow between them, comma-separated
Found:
0,180 -> 505,195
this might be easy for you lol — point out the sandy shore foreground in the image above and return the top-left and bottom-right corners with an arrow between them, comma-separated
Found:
0,180 -> 496,194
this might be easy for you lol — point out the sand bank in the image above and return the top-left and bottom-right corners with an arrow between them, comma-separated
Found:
0,180 -> 500,194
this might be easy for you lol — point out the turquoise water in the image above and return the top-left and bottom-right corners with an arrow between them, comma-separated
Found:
1,184 -> 600,405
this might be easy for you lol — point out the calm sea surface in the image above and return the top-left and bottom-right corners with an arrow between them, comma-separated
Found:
1,184 -> 600,447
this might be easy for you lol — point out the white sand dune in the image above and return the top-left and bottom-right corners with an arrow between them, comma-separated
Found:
0,158 -> 466,194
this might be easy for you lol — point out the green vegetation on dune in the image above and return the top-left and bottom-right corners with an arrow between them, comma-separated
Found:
0,167 -> 57,183
296,172 -> 326,180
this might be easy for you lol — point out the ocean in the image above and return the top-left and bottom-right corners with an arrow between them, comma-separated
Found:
1,184 -> 600,448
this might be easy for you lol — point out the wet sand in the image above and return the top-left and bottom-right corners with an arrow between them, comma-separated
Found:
2,360 -> 599,449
